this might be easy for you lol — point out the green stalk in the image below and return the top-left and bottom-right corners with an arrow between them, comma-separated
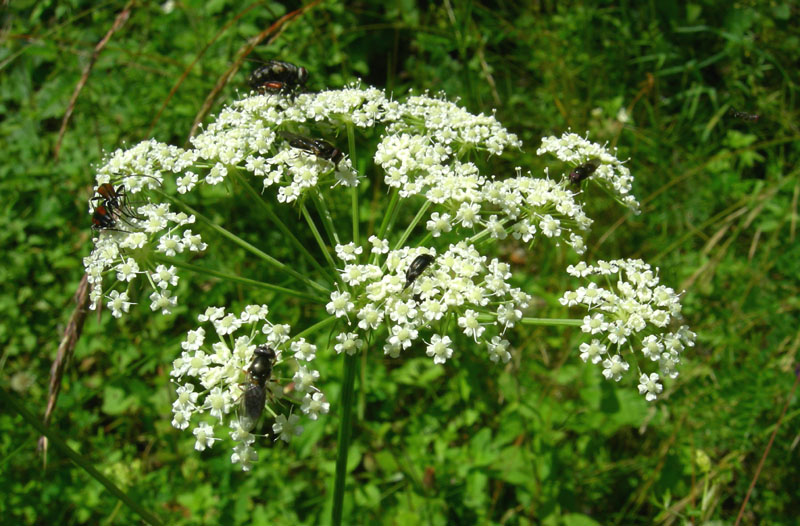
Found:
156,191 -> 328,294
0,386 -> 163,526
289,315 -> 339,343
312,189 -> 341,247
346,122 -> 360,248
230,169 -> 336,284
519,317 -> 583,327
370,188 -> 400,266
300,204 -> 339,272
376,188 -> 400,240
392,200 -> 431,251
331,352 -> 358,526
152,256 -> 326,303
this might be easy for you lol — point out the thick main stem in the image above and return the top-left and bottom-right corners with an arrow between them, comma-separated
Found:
331,352 -> 358,526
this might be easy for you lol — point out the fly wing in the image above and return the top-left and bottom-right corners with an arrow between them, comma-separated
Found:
239,384 -> 266,432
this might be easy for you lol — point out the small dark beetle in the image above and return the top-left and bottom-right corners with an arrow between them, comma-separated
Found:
404,254 -> 435,290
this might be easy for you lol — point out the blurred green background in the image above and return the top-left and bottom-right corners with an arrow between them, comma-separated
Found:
1,1 -> 798,524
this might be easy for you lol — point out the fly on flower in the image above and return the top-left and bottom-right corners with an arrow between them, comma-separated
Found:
92,183 -> 126,211
279,131 -> 344,167
404,254 -> 435,290
568,160 -> 599,185
240,345 -> 277,432
248,60 -> 308,97
91,204 -> 117,230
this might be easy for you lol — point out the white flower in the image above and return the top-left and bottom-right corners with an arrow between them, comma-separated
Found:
456,202 -> 481,227
641,335 -> 663,361
231,443 -> 258,472
357,303 -> 384,330
458,309 -> 485,340
637,373 -> 663,402
388,324 -> 418,349
206,386 -> 232,421
273,414 -> 304,443
173,383 -> 199,411
292,366 -> 320,393
601,355 -> 629,382
291,339 -> 317,362
214,313 -> 242,336
426,335 -> 454,365
193,422 -> 216,451
426,212 -> 452,237
335,242 -> 363,262
579,339 -> 606,364
151,264 -> 179,288
369,235 -> 389,254
487,336 -> 511,363
157,234 -> 184,256
334,332 -> 364,355
107,290 -> 133,318
581,313 -> 608,335
149,289 -> 177,314
206,163 -> 227,185
171,408 -> 191,430
115,259 -> 139,282
176,171 -> 198,193
301,392 -> 330,420
326,290 -> 354,318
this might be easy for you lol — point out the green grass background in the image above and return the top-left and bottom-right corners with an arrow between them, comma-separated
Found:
1,1 -> 798,524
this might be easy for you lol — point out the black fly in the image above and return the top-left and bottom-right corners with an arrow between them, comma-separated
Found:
249,60 -> 308,97
568,160 -> 599,185
280,131 -> 344,167
240,345 -> 276,432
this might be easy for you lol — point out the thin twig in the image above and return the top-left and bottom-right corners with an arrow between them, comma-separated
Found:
37,274 -> 90,465
733,365 -> 800,526
145,2 -> 264,138
54,0 -> 134,160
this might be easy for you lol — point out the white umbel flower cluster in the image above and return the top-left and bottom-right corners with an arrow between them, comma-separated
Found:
561,259 -> 696,401
537,132 -> 640,214
169,305 -> 327,471
83,173 -> 207,316
330,240 -> 530,365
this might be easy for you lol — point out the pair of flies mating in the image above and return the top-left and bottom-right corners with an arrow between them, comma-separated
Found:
240,256 -> 436,430
248,60 -> 344,167
91,182 -> 139,231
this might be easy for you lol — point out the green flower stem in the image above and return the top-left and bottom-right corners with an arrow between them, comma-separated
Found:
519,317 -> 583,327
0,386 -> 163,526
346,122 -> 359,247
152,256 -> 327,303
230,168 -> 336,284
300,204 -> 339,272
370,188 -> 400,265
467,217 -> 513,246
289,314 -> 339,344
376,187 -> 400,240
331,352 -> 358,526
393,200 -> 431,251
156,190 -> 328,294
415,232 -> 433,248
312,189 -> 341,247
